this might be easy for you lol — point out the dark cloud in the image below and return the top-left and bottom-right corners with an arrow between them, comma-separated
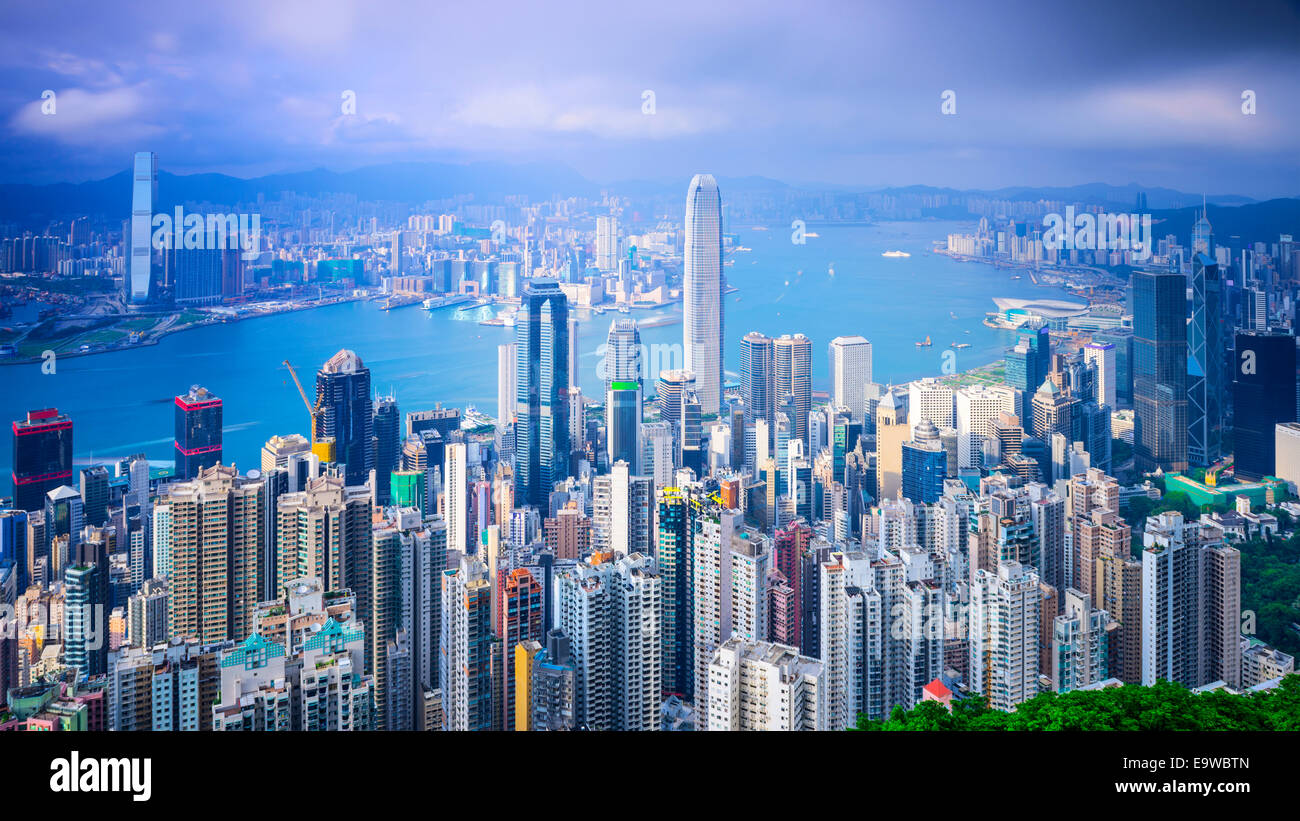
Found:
1,0 -> 1297,197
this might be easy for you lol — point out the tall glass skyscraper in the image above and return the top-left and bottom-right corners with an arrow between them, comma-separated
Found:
1188,253 -> 1224,466
515,279 -> 570,507
174,385 -> 223,481
740,331 -> 774,470
1132,270 -> 1188,473
11,408 -> 73,512
774,333 -> 813,447
604,318 -> 642,439
683,174 -> 724,416
373,395 -> 401,505
606,382 -> 641,471
315,349 -> 374,487
1233,330 -> 1297,480
129,151 -> 157,305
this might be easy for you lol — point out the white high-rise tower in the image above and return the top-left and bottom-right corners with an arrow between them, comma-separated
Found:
683,174 -> 724,416
129,151 -> 157,305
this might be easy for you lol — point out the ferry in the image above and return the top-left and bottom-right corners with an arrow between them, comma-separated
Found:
881,250 -> 910,258
915,335 -> 932,347
422,294 -> 473,311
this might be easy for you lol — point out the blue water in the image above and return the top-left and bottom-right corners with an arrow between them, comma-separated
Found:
1,220 -> 1074,492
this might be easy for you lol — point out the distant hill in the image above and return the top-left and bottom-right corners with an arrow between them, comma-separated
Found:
0,161 -> 600,226
0,161 -> 1290,238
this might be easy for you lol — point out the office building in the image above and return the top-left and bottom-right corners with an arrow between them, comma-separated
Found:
828,336 -> 872,422
1083,342 -> 1117,411
128,151 -> 156,304
515,279 -> 571,507
1132,270 -> 1188,472
497,343 -> 517,431
1234,331 -> 1297,480
773,333 -> 813,445
373,395 -> 401,506
1188,254 -> 1225,466
683,174 -> 724,415
315,349 -> 374,487
12,408 -> 73,513
173,385 -> 222,481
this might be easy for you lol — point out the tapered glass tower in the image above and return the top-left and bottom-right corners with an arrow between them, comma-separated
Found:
683,174 -> 724,416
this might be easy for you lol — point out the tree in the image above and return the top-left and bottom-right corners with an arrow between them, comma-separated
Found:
852,676 -> 1300,731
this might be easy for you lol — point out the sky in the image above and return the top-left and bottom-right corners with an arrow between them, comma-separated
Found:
1,0 -> 1299,198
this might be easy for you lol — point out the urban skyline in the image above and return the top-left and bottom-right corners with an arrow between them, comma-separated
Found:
2,3 -> 1300,774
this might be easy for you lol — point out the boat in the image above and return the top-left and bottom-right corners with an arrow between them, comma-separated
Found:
915,335 -> 932,347
422,294 -> 473,311
951,342 -> 971,349
881,250 -> 911,258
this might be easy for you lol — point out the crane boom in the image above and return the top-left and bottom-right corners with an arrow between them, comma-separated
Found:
282,359 -> 318,442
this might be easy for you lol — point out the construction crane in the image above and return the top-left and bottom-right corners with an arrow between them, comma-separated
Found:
282,359 -> 321,442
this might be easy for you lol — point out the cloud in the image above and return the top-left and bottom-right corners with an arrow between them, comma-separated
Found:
9,85 -> 163,144
449,83 -> 730,139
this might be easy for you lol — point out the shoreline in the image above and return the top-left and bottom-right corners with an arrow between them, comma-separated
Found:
0,294 -> 368,367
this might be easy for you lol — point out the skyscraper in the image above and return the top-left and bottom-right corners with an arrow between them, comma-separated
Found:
1188,253 -> 1224,466
1132,270 -> 1188,473
683,174 -> 724,416
167,464 -> 264,644
274,475 -> 373,623
12,408 -> 73,512
1083,342 -> 1117,411
1233,331 -> 1297,480
499,567 -> 544,731
1004,325 -> 1051,419
773,333 -> 813,446
657,368 -> 696,471
372,395 -> 400,506
497,343 -> 517,432
901,422 -> 947,505
1141,512 -> 1205,687
440,552 -> 492,731
129,151 -> 157,305
596,214 -> 619,272
174,385 -> 223,481
79,465 -> 109,527
444,442 -> 469,554
605,383 -> 641,471
515,278 -> 570,507
740,331 -> 774,470
315,349 -> 374,487
828,336 -> 872,422
969,561 -> 1040,711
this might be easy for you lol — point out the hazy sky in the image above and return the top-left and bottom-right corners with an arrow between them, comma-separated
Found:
2,0 -> 1299,197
